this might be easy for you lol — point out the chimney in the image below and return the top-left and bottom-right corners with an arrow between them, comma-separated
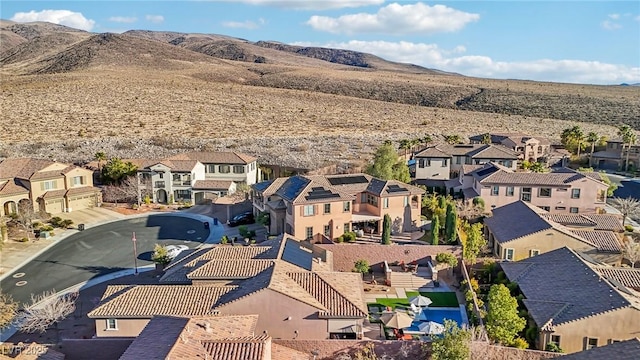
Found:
204,321 -> 212,333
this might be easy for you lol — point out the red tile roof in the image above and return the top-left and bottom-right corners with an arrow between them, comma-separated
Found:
0,179 -> 29,196
193,180 -> 234,190
169,151 -> 257,165
0,158 -> 55,180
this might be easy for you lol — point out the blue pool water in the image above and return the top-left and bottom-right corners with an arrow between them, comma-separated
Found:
405,307 -> 465,331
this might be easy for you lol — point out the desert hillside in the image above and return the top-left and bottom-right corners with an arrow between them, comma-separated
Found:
0,21 -> 638,169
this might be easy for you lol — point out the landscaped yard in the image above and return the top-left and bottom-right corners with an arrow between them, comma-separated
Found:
368,291 -> 459,311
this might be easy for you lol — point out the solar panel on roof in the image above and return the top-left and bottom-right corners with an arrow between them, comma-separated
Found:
305,187 -> 341,200
386,184 -> 408,193
327,175 -> 369,186
475,167 -> 498,177
282,177 -> 309,199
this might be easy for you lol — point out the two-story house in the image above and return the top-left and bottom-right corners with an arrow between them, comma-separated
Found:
102,152 -> 257,204
252,174 -> 424,241
459,163 -> 608,214
414,144 -> 519,186
0,158 -> 100,216
469,132 -> 552,163
591,139 -> 640,171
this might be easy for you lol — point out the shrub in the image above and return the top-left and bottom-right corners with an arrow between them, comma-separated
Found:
436,252 -> 458,267
143,195 -> 151,205
220,235 -> 229,244
511,337 -> 528,349
545,342 -> 563,353
472,197 -> 485,208
60,219 -> 74,229
343,231 -> 357,243
151,244 -> 171,265
132,203 -> 139,210
238,225 -> 250,238
17,237 -> 29,242
625,225 -> 634,232
32,222 -> 43,229
41,225 -> 54,232
335,236 -> 344,243
352,259 -> 370,274
50,217 -> 63,228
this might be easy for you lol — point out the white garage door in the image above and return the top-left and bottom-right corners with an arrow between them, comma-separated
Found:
68,194 -> 95,212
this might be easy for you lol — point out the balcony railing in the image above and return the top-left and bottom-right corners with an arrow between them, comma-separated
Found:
155,181 -> 165,188
172,181 -> 191,186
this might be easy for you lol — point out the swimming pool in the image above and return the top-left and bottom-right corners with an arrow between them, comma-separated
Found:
405,307 -> 465,332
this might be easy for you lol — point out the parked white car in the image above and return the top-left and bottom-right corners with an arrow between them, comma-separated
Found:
165,245 -> 189,259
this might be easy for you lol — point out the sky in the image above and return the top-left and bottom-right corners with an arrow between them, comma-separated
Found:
2,1 -> 639,85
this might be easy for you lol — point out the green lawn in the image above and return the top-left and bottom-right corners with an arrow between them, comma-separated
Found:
368,291 -> 459,313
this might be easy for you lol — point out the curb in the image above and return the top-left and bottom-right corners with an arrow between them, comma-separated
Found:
0,266 -> 155,343
0,210 -> 218,283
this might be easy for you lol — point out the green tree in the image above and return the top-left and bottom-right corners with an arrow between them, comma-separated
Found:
101,157 -> 138,184
421,135 -> 433,148
618,124 -> 637,172
399,139 -> 412,158
381,214 -> 391,245
431,320 -> 471,360
586,131 -> 599,159
94,151 -> 107,174
445,202 -> 457,243
435,252 -> 458,267
598,171 -> 618,197
444,134 -> 463,144
459,221 -> 487,265
151,244 -> 171,265
529,161 -> 546,173
352,259 -> 370,275
481,133 -> 492,144
561,125 -> 585,156
486,284 -> 526,346
431,214 -> 441,245
438,195 -> 447,209
366,143 -> 410,183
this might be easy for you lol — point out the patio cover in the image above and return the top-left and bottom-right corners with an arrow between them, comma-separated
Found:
351,213 -> 382,223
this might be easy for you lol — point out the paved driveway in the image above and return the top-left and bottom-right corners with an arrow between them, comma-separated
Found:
1,214 -> 211,306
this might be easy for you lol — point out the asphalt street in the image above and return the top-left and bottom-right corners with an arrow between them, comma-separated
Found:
1,214 -> 210,306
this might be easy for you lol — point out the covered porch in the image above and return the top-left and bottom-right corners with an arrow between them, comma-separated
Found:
351,212 -> 382,235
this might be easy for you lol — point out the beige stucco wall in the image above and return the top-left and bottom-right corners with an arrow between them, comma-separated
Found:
415,157 -> 451,180
216,289 -> 329,340
292,200 -> 353,240
540,307 -> 640,354
0,193 -> 30,217
63,167 -> 94,189
30,177 -> 65,202
478,178 -> 607,214
494,229 -> 595,261
377,195 -> 421,233
94,318 -> 150,338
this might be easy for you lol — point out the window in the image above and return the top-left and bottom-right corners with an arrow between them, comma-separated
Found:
530,249 -> 540,257
158,173 -> 164,179
418,159 -> 425,168
426,159 -> 431,167
551,335 -> 561,347
504,160 -> 513,168
220,165 -> 230,174
504,248 -> 514,261
41,180 -> 57,191
491,186 -> 499,196
538,188 -> 551,197
305,227 -> 313,240
206,164 -> 216,173
324,203 -> 331,214
233,165 -> 244,174
344,223 -> 350,233
555,206 -> 566,210
456,156 -> 462,165
343,201 -> 351,212
521,187 -> 532,202
72,176 -> 84,186
596,190 -> 606,202
324,225 -> 331,237
537,146 -> 543,153
106,319 -> 118,330
287,203 -> 292,215
303,205 -> 315,216
539,206 -> 550,211
570,207 -> 579,213
366,194 -> 378,207
571,188 -> 581,199
586,338 -> 598,350
174,190 -> 191,201
442,159 -> 448,167
360,193 -> 367,203
173,174 -> 181,182
506,186 -> 514,196
383,198 -> 389,209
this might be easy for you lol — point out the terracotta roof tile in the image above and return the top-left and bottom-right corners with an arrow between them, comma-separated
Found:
188,260 -> 274,280
542,213 -> 624,231
480,168 -> 604,186
287,272 -> 368,318
271,343 -> 311,360
467,144 -> 519,159
595,267 -> 640,290
29,170 -> 65,181
193,180 -> 234,190
0,158 -> 55,180
41,189 -> 67,199
414,146 -> 451,158
88,285 -> 237,318
571,230 -> 621,252
0,179 -> 29,196
66,186 -> 101,197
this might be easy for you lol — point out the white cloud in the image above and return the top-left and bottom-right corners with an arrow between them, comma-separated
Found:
10,9 -> 95,31
306,2 -> 479,35
145,15 -> 164,24
601,20 -> 622,30
608,13 -> 620,20
108,16 -> 137,23
234,0 -> 384,10
296,40 -> 640,85
222,18 -> 266,29
635,15 -> 640,21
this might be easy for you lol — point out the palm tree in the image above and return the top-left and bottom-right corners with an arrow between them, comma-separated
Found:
586,132 -> 599,163
399,139 -> 412,158
561,125 -> 584,156
94,151 -> 107,173
573,126 -> 585,158
445,134 -> 462,145
618,124 -> 637,172
481,133 -> 492,144
421,135 -> 433,148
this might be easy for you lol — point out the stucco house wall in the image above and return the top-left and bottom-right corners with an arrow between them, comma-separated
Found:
492,229 -> 595,261
292,200 -> 353,240
415,157 -> 450,180
94,318 -> 150,338
540,307 -> 640,354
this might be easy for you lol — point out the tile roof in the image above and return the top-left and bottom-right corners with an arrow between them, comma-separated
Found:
271,343 -> 311,360
168,151 -> 257,165
193,180 -> 233,190
570,230 -> 621,252
287,272 -> 368,318
156,159 -> 199,172
469,133 -> 551,146
188,259 -> 274,280
590,151 -> 622,160
414,146 -> 451,158
316,243 -> 461,272
594,267 -> 640,290
543,214 -> 624,232
484,201 -> 552,244
87,285 -> 237,318
41,189 -> 67,199
66,186 -> 101,197
0,158 -> 55,180
439,143 -> 484,156
557,338 -> 640,360
480,168 -> 605,187
119,315 -> 260,360
255,177 -> 289,197
466,144 -> 519,159
461,164 -> 484,174
501,247 -> 639,330
28,170 -> 66,181
367,179 -> 424,197
0,179 -> 29,196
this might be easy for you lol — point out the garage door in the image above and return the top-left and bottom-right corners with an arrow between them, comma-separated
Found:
68,194 -> 96,212
46,199 -> 65,214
